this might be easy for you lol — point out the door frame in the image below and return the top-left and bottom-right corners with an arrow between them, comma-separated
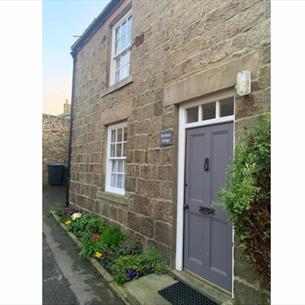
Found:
175,89 -> 235,296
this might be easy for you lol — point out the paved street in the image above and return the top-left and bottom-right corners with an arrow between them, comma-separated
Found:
43,186 -> 125,305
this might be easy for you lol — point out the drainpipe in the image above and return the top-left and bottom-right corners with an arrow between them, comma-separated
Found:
65,54 -> 76,206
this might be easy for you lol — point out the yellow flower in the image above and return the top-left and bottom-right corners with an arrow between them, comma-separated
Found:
65,220 -> 72,225
95,251 -> 103,258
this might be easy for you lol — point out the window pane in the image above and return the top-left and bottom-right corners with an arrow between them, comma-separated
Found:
115,70 -> 120,83
115,28 -> 121,54
115,50 -> 130,82
117,174 -> 123,189
127,17 -> 132,43
186,107 -> 198,123
110,144 -> 115,157
111,173 -> 116,187
220,97 -> 234,117
122,174 -> 125,189
122,21 -> 127,34
122,50 -> 130,65
111,130 -> 116,143
117,160 -> 124,173
122,143 -> 126,157
117,128 -> 123,142
116,26 -> 121,39
116,143 -> 122,157
202,102 -> 216,120
123,128 -> 127,141
120,65 -> 129,80
122,35 -> 127,50
126,50 -> 131,65
111,160 -> 117,173
115,57 -> 121,82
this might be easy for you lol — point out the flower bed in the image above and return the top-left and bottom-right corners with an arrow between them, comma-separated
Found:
53,207 -> 166,284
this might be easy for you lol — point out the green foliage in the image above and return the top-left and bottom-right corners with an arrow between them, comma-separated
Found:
115,239 -> 142,258
111,255 -> 144,284
52,207 -> 64,219
219,113 -> 270,285
142,247 -> 166,274
78,225 -> 124,259
68,214 -> 104,240
52,208 -> 70,223
110,247 -> 166,284
99,226 -> 124,251
54,208 -> 166,283
79,239 -> 102,259
80,217 -> 105,243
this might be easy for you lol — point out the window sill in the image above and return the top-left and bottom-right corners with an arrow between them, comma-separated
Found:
96,190 -> 128,206
101,76 -> 133,99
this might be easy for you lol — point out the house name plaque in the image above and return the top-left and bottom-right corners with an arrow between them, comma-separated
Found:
160,129 -> 173,146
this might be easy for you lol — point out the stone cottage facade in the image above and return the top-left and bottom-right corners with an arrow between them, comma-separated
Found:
68,0 -> 270,303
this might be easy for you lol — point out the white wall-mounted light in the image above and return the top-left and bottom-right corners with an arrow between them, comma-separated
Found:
236,71 -> 251,96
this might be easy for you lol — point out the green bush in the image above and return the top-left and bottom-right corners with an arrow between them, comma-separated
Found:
99,226 -> 124,251
67,214 -> 92,238
110,247 -> 166,284
68,214 -> 104,240
79,225 -> 124,259
142,247 -> 166,274
115,239 -> 142,258
219,113 -> 270,285
111,255 -> 145,284
79,239 -> 103,259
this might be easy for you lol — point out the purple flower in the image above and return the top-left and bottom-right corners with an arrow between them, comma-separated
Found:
64,208 -> 78,216
102,258 -> 109,267
127,269 -> 137,279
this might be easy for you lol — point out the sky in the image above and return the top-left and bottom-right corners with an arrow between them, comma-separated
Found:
43,0 -> 110,115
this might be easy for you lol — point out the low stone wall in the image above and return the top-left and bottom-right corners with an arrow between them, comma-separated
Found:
42,114 -> 70,185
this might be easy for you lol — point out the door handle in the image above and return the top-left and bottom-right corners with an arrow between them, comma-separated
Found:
199,206 -> 215,215
204,158 -> 209,171
184,204 -> 189,209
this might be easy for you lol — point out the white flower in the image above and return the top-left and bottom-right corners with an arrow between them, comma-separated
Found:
71,212 -> 82,221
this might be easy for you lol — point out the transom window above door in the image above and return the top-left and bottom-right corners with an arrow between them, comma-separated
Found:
186,97 -> 234,125
105,123 -> 127,195
110,11 -> 132,86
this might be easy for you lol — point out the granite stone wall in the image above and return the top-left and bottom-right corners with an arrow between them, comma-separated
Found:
69,0 -> 270,303
42,114 -> 70,185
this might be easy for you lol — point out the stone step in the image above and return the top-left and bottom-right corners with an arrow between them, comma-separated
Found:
124,273 -> 178,305
169,270 -> 234,305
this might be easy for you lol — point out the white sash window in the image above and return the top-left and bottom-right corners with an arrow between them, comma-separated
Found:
105,123 -> 127,195
110,11 -> 132,85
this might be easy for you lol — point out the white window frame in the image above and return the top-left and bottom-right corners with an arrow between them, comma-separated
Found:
105,122 -> 127,196
110,10 -> 132,86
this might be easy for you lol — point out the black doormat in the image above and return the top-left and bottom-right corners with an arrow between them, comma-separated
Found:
159,281 -> 218,305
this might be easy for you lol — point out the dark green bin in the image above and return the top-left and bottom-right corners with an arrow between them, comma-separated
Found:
48,164 -> 67,186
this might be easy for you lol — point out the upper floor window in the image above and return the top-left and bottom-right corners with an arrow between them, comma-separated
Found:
110,11 -> 132,85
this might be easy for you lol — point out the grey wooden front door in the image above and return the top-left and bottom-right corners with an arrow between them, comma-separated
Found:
183,123 -> 233,292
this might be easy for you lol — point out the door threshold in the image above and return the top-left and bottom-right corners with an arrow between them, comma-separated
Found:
169,269 -> 233,305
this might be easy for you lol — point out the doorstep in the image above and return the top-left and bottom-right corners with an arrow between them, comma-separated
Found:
125,273 -> 177,305
169,270 -> 234,305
